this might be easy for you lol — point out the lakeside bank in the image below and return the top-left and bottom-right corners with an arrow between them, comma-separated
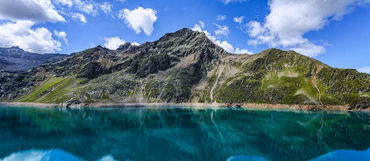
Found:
0,102 -> 368,112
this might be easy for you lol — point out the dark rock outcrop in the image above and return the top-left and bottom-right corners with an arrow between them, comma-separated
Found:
0,28 -> 369,109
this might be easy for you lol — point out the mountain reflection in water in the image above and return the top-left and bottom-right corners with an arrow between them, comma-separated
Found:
1,148 -> 369,161
0,106 -> 368,161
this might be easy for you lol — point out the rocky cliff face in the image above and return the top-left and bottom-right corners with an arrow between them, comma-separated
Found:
0,46 -> 68,71
0,28 -> 369,109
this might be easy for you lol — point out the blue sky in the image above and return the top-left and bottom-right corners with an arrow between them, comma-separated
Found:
0,0 -> 369,73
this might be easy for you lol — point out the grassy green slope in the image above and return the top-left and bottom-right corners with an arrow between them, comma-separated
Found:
214,49 -> 369,107
16,76 -> 84,104
3,48 -> 369,108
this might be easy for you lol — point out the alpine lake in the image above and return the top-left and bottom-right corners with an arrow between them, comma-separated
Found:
0,106 -> 369,161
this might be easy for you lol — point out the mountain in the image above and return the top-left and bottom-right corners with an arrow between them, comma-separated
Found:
0,28 -> 369,109
0,46 -> 68,71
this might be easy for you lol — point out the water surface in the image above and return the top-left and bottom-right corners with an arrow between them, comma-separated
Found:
0,106 -> 369,161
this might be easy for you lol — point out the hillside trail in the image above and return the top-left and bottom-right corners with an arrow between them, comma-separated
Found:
311,66 -> 323,105
210,66 -> 224,102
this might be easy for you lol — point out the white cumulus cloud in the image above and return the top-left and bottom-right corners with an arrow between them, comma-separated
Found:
54,0 -> 100,16
234,16 -> 245,24
247,21 -> 265,37
217,41 -> 234,53
246,0 -> 368,57
73,0 -> 97,15
216,15 -> 227,21
220,0 -> 247,4
191,21 -> 205,32
104,37 -> 126,50
54,30 -> 69,45
192,21 -> 233,52
0,0 -> 65,22
214,24 -> 230,36
131,41 -> 140,46
72,13 -> 86,23
100,2 -> 113,14
235,48 -> 252,54
54,0 -> 73,7
0,20 -> 61,53
118,7 -> 158,36
357,66 -> 370,74
103,37 -> 140,50
192,21 -> 251,54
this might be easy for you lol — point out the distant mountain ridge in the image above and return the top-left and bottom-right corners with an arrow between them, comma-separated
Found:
0,28 -> 369,109
0,46 -> 68,71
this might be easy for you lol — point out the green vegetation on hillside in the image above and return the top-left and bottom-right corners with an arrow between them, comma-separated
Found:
0,29 -> 369,109
17,76 -> 84,104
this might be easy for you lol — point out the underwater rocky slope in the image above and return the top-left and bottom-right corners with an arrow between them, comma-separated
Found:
0,28 -> 369,109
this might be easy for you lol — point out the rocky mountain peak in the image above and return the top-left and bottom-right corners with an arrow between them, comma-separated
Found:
164,28 -> 199,38
0,46 -> 24,55
152,28 -> 229,56
0,46 -> 68,71
9,46 -> 22,50
0,28 -> 369,109
117,43 -> 134,51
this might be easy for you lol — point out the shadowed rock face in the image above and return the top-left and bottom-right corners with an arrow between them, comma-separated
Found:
0,46 -> 68,72
117,42 -> 134,51
0,28 -> 369,108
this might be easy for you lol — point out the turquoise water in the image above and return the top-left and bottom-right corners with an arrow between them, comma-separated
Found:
0,106 -> 369,161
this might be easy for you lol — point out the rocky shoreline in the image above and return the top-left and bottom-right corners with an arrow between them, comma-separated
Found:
0,101 -> 368,112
